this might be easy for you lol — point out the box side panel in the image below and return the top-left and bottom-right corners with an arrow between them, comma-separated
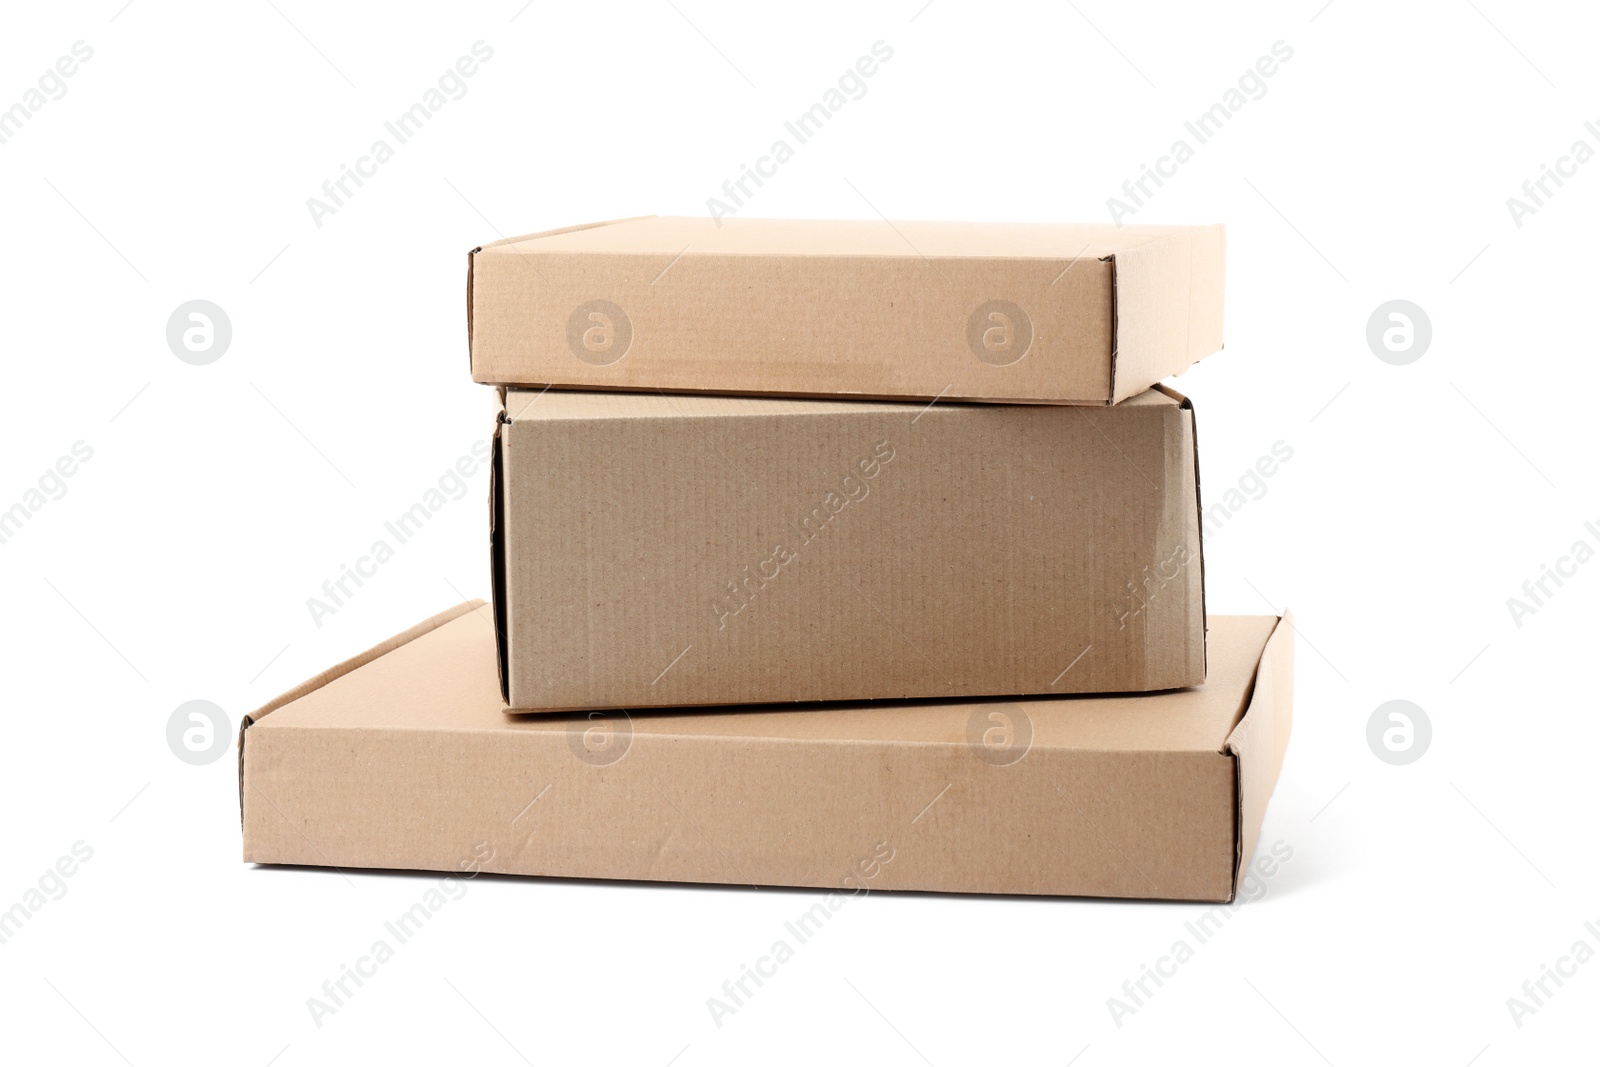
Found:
1226,613 -> 1294,893
243,728 -> 1236,901
500,414 -> 543,711
501,398 -> 1203,710
1109,225 -> 1225,403
1126,394 -> 1206,689
469,251 -> 1116,403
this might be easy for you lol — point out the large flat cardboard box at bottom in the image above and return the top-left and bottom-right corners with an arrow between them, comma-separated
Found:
495,386 -> 1205,712
468,216 -> 1225,405
241,603 -> 1294,902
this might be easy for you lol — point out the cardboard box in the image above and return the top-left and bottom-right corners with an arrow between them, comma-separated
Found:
493,386 -> 1206,711
468,216 -> 1224,405
240,603 -> 1293,902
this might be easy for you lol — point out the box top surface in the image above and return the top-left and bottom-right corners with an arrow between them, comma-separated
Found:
250,605 -> 1275,754
502,385 -> 1181,422
479,216 -> 1217,261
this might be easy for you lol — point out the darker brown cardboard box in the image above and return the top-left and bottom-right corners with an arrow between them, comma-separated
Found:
468,216 -> 1224,405
240,603 -> 1293,902
493,386 -> 1206,712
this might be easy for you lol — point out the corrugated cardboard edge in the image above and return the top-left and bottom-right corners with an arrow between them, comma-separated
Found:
1224,609 -> 1295,901
1099,251 -> 1119,406
468,216 -> 657,378
490,390 -> 511,702
1152,383 -> 1208,682
465,381 -> 1119,407
1105,224 -> 1226,404
237,600 -> 486,825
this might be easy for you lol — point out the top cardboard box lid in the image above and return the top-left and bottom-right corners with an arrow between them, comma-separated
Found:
469,216 -> 1224,404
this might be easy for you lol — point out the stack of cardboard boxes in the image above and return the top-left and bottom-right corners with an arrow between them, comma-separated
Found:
241,217 -> 1294,902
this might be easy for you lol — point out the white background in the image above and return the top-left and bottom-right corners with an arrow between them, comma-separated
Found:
1,1 -> 1595,1063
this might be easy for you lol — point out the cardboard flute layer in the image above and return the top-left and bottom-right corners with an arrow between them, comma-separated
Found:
468,216 -> 1225,404
240,604 -> 1294,902
494,387 -> 1206,712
